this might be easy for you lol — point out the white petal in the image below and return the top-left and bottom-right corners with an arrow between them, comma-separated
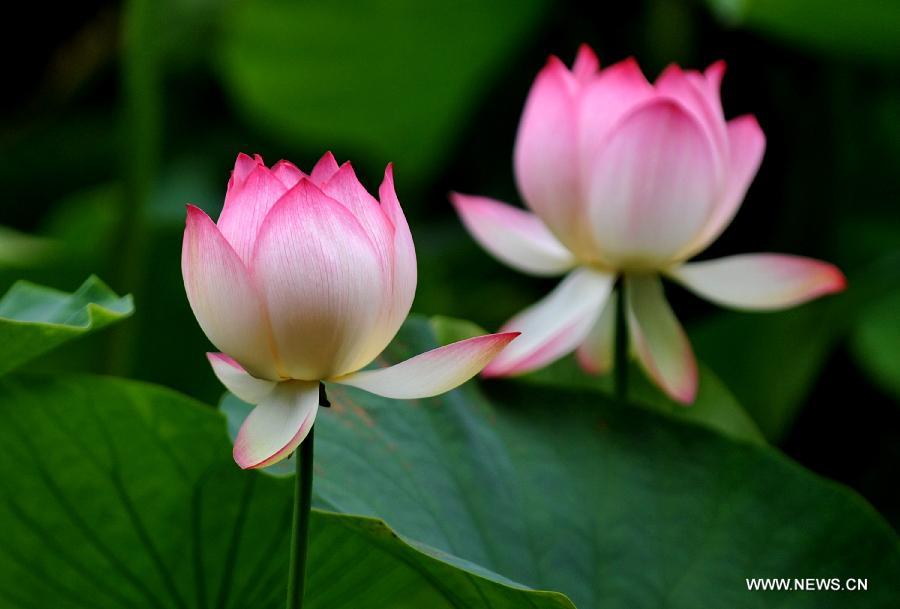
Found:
207,353 -> 276,404
331,333 -> 518,399
182,205 -> 280,379
482,267 -> 614,377
668,254 -> 846,311
451,193 -> 576,276
233,380 -> 319,469
626,274 -> 697,404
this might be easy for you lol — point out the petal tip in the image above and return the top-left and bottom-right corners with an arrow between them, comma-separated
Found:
821,264 -> 848,294
207,352 -> 240,368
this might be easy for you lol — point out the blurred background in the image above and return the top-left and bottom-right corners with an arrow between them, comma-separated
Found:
2,0 -> 898,527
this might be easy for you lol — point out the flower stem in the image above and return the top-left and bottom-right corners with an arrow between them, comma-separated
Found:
286,422 -> 315,609
614,283 -> 629,403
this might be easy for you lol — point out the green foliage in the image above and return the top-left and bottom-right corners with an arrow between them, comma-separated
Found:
216,0 -> 547,186
851,289 -> 900,401
0,226 -> 59,269
704,0 -> 900,63
223,318 -> 899,609
0,276 -> 133,376
0,374 -> 575,609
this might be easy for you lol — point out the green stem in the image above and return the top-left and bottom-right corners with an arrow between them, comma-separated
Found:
614,282 -> 629,403
108,0 -> 162,375
286,418 -> 315,609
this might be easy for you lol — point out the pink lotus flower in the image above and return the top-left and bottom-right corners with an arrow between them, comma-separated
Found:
451,45 -> 845,404
183,153 -> 517,468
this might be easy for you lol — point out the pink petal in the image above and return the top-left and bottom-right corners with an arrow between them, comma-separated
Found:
689,115 -> 766,253
251,179 -> 387,380
451,192 -> 576,276
577,57 -> 655,175
322,162 -> 401,362
586,98 -> 719,267
668,254 -> 846,311
217,160 -> 289,265
626,274 -> 698,404
482,268 -> 614,377
310,151 -> 341,185
232,152 -> 262,184
514,56 -> 589,258
704,60 -> 726,93
571,44 -> 599,83
378,164 -> 417,342
207,352 -> 276,404
271,159 -> 307,188
233,380 -> 319,469
182,205 -> 280,379
575,289 -> 617,375
321,162 -> 394,274
655,64 -> 728,170
332,333 -> 519,398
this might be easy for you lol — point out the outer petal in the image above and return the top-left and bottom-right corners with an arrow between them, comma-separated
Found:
217,159 -> 290,265
514,56 -> 587,257
207,353 -> 276,404
310,151 -> 341,185
575,288 -> 617,374
450,192 -> 576,276
482,267 -> 615,377
704,60 -> 726,96
378,164 -> 417,343
252,179 -> 386,380
687,115 -> 766,254
182,205 -> 279,379
331,333 -> 519,399
586,99 -> 719,268
668,254 -> 846,311
233,380 -> 319,469
625,274 -> 697,404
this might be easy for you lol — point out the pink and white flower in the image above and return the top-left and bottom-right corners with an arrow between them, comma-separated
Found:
451,45 -> 845,404
183,152 -> 517,468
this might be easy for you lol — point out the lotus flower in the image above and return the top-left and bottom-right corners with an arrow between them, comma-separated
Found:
183,153 -> 517,468
451,45 -> 845,403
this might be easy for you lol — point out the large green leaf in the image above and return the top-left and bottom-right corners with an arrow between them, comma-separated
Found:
0,374 -> 574,609
704,0 -> 900,64
0,276 -> 133,376
295,318 -> 897,609
431,315 -> 765,445
216,0 -> 546,186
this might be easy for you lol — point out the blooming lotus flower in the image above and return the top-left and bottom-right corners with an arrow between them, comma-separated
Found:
451,45 -> 845,403
183,153 -> 517,468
